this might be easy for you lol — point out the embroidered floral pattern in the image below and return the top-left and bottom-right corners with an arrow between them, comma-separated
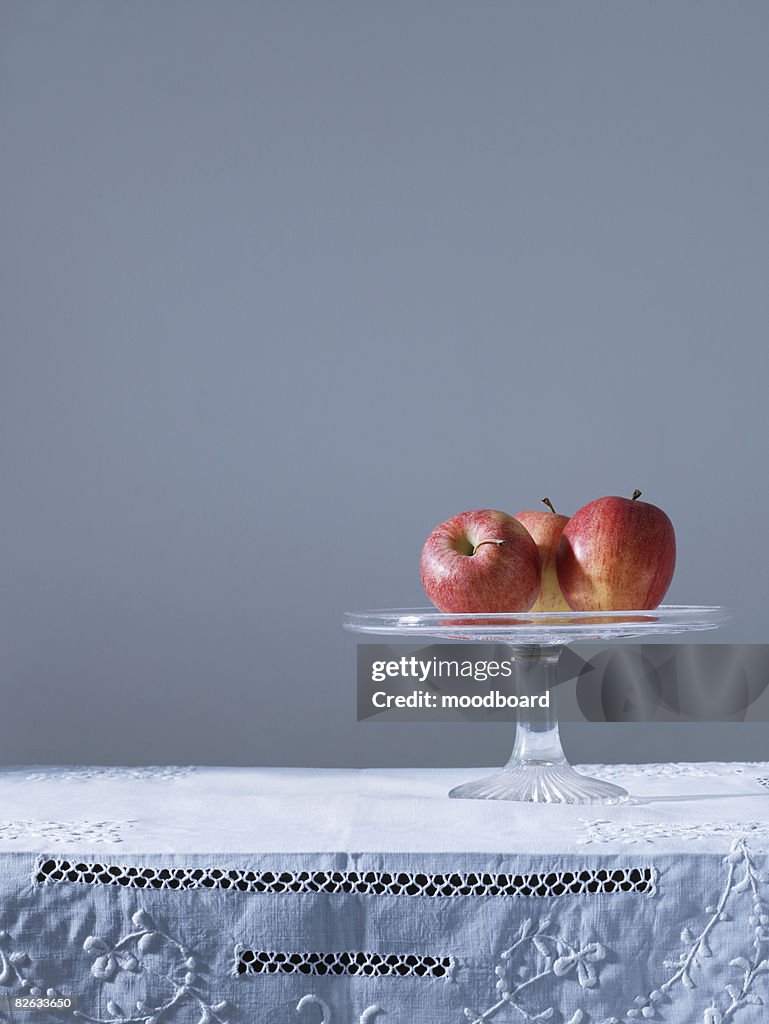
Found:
75,908 -> 229,1024
25,767 -> 195,783
0,928 -> 61,1023
579,821 -> 769,847
463,915 -> 607,1023
578,763 -> 769,781
295,995 -> 384,1024
600,839 -> 769,1023
462,841 -> 769,1023
0,820 -> 128,844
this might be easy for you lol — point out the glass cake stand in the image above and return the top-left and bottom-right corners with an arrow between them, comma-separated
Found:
344,605 -> 727,805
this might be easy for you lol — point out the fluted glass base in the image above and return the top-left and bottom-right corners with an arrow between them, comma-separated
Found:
449,760 -> 628,804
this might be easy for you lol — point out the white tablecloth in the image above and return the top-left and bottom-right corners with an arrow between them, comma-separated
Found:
1,763 -> 768,1023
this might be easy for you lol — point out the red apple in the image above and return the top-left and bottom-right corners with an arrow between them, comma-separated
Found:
556,490 -> 676,611
514,498 -> 571,612
420,510 -> 541,613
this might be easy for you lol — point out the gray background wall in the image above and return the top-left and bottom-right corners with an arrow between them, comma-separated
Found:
1,1 -> 767,767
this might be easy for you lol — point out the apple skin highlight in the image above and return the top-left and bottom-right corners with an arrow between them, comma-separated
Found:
556,494 -> 676,611
420,509 -> 541,613
514,505 -> 571,612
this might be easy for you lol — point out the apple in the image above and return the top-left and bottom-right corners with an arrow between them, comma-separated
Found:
420,510 -> 541,613
556,490 -> 676,611
514,498 -> 571,612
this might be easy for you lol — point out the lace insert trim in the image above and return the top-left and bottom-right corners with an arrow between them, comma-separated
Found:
234,949 -> 453,978
35,859 -> 655,898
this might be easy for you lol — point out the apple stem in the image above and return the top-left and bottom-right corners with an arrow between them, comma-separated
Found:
541,497 -> 557,514
632,489 -> 642,501
472,539 -> 506,555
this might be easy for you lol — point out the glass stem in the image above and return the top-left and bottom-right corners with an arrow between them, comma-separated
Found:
505,645 -> 566,766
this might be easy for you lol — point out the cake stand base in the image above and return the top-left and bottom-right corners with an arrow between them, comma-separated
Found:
449,760 -> 628,804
